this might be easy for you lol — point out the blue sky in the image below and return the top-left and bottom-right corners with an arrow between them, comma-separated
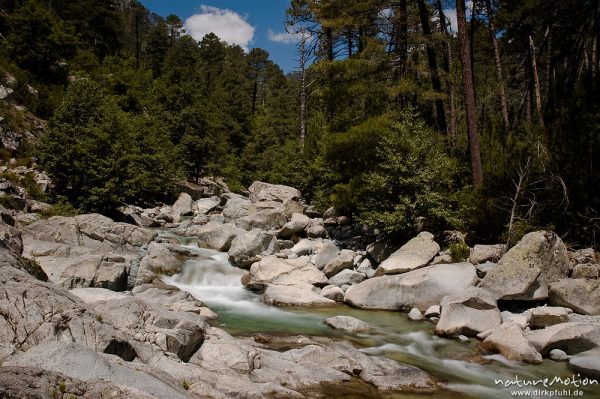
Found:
140,1 -> 299,72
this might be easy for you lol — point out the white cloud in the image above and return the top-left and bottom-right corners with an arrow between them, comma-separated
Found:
184,5 -> 255,51
267,29 -> 302,44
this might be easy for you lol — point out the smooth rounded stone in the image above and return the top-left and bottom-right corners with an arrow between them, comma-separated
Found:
340,284 -> 351,292
424,305 -> 441,318
431,253 -> 453,265
526,322 -> 600,355
549,278 -> 600,315
475,261 -> 497,278
135,242 -> 188,285
228,229 -> 279,269
329,269 -> 366,287
479,231 -> 572,301
435,287 -> 502,337
324,315 -> 375,334
277,239 -> 295,250
429,317 -> 439,324
241,255 -> 328,290
458,335 -> 469,343
262,284 -> 336,307
549,348 -> 569,361
320,285 -> 345,302
408,308 -> 423,321
501,310 -> 531,329
71,287 -> 132,303
481,324 -> 543,364
356,258 -> 375,278
323,249 -> 355,277
5,342 -> 190,399
572,264 -> 599,279
171,192 -> 194,222
281,198 -> 305,218
307,218 -> 327,238
344,263 -> 478,311
366,239 -> 399,264
236,208 -> 288,231
314,240 -> 339,269
291,238 -> 320,256
132,283 -> 209,316
195,196 -> 220,215
374,232 -> 440,276
530,306 -> 570,328
279,213 -> 310,238
568,348 -> 600,378
469,244 -> 507,264
248,181 -> 301,203
197,222 -> 244,251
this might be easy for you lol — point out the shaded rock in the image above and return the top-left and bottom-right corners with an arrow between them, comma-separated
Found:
568,348 -> 600,378
291,238 -> 319,256
475,261 -> 497,278
329,269 -> 366,287
374,232 -> 439,276
425,305 -> 441,318
279,213 -> 310,238
435,287 -> 502,337
197,222 -> 244,251
569,248 -> 598,265
431,253 -> 453,265
356,258 -> 375,278
481,324 -> 543,364
526,322 -> 600,355
171,192 -> 194,223
366,239 -> 397,264
323,249 -> 355,277
222,197 -> 251,222
469,244 -> 506,264
408,308 -> 423,321
320,285 -> 345,302
530,306 -> 570,328
281,198 -> 305,218
194,196 -> 220,214
228,228 -> 279,269
307,218 -> 327,238
241,255 -> 328,290
248,181 -> 301,203
314,240 -> 339,269
572,264 -> 599,279
133,283 -> 215,318
549,279 -> 600,315
344,263 -> 477,311
263,284 -> 336,307
177,178 -> 228,200
324,316 -> 375,334
479,231 -> 572,300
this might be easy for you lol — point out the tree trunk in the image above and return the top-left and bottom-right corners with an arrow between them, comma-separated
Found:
529,35 -> 544,127
485,0 -> 509,128
417,0 -> 447,133
393,0 -> 408,78
437,0 -> 457,148
457,0 -> 484,186
325,27 -> 334,61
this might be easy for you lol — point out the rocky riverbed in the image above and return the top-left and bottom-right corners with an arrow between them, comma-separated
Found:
1,180 -> 600,398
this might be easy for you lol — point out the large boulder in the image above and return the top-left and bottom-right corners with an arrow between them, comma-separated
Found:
568,348 -> 600,378
344,263 -> 478,311
279,212 -> 310,238
435,287 -> 502,337
5,342 -> 190,399
262,284 -> 337,307
374,232 -> 440,276
248,181 -> 301,203
197,222 -> 244,251
236,208 -> 288,231
529,306 -> 570,328
526,322 -> 600,355
314,240 -> 339,270
479,231 -> 572,300
329,269 -> 366,287
323,249 -> 355,277
549,279 -> 600,315
228,228 -> 279,268
171,192 -> 194,222
480,324 -> 543,364
0,204 -> 22,254
241,255 -> 328,290
194,196 -> 220,215
469,244 -> 506,264
135,242 -> 189,285
60,254 -> 129,291
366,239 -> 398,264
132,283 -> 215,318
324,316 -> 375,334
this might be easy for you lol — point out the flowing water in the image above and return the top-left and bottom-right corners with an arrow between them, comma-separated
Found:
161,232 -> 600,399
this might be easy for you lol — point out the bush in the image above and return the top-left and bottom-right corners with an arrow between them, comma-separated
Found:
39,200 -> 79,218
449,242 -> 470,262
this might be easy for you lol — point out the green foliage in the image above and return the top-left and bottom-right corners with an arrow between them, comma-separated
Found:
449,242 -> 470,262
39,200 -> 79,219
182,380 -> 190,390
